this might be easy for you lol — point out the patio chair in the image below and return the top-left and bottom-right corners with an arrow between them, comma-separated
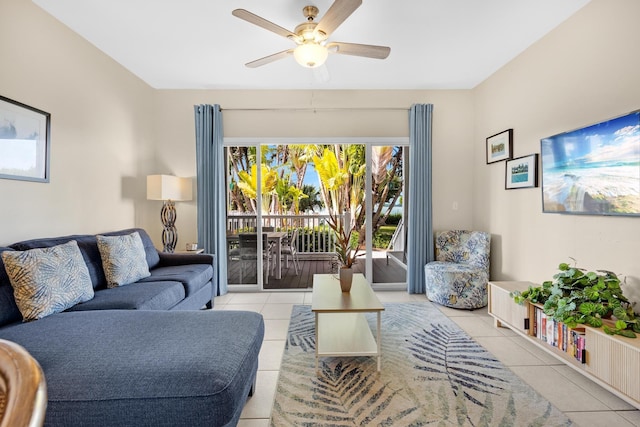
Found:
424,230 -> 490,309
280,228 -> 300,275
238,233 -> 275,284
227,234 -> 241,263
227,226 -> 262,263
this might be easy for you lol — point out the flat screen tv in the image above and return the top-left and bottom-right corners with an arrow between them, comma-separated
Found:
540,110 -> 640,216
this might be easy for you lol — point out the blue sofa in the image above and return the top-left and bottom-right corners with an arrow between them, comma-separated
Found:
0,228 -> 264,427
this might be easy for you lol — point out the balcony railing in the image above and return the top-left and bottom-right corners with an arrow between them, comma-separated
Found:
227,213 -> 341,257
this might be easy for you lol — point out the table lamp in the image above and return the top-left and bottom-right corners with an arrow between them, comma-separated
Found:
146,175 -> 192,252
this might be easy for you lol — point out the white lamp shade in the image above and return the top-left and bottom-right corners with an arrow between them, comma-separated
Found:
294,43 -> 328,68
147,175 -> 192,201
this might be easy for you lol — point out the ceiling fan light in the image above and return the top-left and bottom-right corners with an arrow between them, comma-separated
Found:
293,43 -> 328,68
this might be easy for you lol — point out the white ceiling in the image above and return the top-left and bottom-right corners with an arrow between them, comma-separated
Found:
33,0 -> 591,90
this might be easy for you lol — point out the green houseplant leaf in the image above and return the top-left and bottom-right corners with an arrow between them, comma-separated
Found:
579,302 -> 596,315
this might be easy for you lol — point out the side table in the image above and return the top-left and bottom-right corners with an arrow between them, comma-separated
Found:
175,249 -> 204,254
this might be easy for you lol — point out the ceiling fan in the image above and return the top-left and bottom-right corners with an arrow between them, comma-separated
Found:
232,0 -> 390,69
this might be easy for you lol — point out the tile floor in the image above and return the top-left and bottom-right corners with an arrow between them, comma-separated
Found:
213,291 -> 640,427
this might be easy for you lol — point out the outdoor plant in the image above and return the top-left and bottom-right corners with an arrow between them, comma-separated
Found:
511,260 -> 640,338
236,164 -> 278,213
313,148 -> 360,268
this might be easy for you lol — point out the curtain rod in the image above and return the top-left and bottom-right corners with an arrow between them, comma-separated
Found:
219,107 -> 409,112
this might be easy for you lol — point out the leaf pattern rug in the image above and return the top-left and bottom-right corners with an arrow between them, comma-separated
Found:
270,302 -> 572,426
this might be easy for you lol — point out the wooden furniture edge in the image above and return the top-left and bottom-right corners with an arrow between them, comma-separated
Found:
488,281 -> 640,409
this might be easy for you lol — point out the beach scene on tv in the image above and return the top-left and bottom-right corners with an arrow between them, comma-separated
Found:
541,111 -> 640,215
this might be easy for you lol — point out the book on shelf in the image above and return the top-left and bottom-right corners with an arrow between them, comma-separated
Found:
546,312 -> 554,346
571,328 -> 587,364
557,321 -> 563,351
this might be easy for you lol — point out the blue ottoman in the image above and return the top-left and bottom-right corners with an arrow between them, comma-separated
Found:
0,309 -> 264,427
424,262 -> 488,309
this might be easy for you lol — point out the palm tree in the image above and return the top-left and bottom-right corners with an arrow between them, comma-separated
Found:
299,184 -> 324,213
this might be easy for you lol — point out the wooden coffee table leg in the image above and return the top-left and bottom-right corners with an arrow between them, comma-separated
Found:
377,311 -> 382,371
315,312 -> 319,371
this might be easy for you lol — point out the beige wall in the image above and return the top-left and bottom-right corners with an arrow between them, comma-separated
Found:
473,0 -> 640,302
149,90 -> 476,248
0,0 -> 154,244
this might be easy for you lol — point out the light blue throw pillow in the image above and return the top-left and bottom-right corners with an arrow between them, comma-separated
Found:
1,240 -> 94,321
96,231 -> 150,288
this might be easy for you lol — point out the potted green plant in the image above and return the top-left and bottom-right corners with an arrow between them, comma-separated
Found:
511,260 -> 639,338
312,148 -> 363,292
329,215 -> 360,292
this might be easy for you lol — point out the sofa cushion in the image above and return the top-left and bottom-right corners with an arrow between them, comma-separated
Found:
1,241 -> 94,321
64,281 -> 185,311
0,247 -> 22,327
138,264 -> 213,297
103,228 -> 160,270
10,228 -> 160,290
0,310 -> 265,427
97,232 -> 151,288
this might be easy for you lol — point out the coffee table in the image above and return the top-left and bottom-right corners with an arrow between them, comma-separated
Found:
311,273 -> 385,371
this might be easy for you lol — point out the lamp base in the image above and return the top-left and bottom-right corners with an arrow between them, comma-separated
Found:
161,200 -> 178,253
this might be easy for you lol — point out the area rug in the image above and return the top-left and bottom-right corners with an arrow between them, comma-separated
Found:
270,302 -> 572,426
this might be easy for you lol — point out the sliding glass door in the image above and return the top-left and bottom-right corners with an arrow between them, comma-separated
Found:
224,138 -> 408,290
368,144 -> 407,285
226,145 -> 259,285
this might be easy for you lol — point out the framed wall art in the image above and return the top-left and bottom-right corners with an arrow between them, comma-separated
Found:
505,153 -> 538,190
0,95 -> 51,183
486,129 -> 513,164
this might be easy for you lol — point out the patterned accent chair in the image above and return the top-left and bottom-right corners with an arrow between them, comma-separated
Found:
424,230 -> 491,309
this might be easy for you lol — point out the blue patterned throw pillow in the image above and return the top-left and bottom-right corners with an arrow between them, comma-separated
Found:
1,240 -> 94,321
96,231 -> 150,288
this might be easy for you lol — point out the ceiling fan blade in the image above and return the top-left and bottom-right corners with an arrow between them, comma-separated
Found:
232,9 -> 300,42
313,64 -> 331,83
326,42 -> 390,59
245,49 -> 294,68
314,0 -> 362,38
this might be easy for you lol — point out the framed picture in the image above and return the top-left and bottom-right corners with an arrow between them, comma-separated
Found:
0,95 -> 51,183
486,129 -> 513,164
506,153 -> 538,189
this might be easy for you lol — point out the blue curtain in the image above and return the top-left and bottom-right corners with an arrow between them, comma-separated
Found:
407,104 -> 434,294
194,104 -> 228,295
